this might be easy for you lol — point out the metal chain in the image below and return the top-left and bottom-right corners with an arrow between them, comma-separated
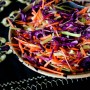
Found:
0,76 -> 89,90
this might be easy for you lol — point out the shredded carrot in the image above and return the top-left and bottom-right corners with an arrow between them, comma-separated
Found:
39,66 -> 64,75
80,46 -> 86,57
23,47 -> 29,51
6,42 -> 18,47
44,0 -> 54,7
27,16 -> 32,20
60,49 -> 73,72
42,0 -> 45,8
60,47 -> 66,53
73,59 -> 80,63
46,48 -> 52,52
77,7 -> 88,15
85,20 -> 90,25
44,60 -> 51,67
32,8 -> 43,27
55,30 -> 59,37
40,34 -> 52,40
37,9 -> 43,23
19,42 -> 24,54
54,0 -> 59,4
71,48 -> 79,51
15,21 -> 26,25
46,22 -> 59,27
76,59 -> 82,64
52,26 -> 57,31
52,55 -> 61,64
32,9 -> 37,16
54,13 -> 61,17
6,17 -> 15,28
14,37 -> 40,49
83,42 -> 90,45
52,26 -> 60,37
14,47 -> 21,51
47,22 -> 59,27
82,38 -> 90,45
26,22 -> 33,26
30,47 -> 40,52
32,10 -> 39,21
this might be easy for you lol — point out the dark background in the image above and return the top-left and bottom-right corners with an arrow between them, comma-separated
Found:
0,0 -> 90,90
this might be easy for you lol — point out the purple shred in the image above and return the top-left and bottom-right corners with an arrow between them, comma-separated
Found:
38,43 -> 45,52
23,53 -> 43,66
49,49 -> 54,59
32,1 -> 42,10
0,45 -> 10,51
86,26 -> 90,32
19,9 -> 27,22
79,56 -> 90,69
40,56 -> 50,61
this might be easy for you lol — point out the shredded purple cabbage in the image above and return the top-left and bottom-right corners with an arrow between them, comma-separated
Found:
80,56 -> 90,69
19,9 -> 27,22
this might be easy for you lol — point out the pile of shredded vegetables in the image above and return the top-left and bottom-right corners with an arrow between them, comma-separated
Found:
6,0 -> 90,76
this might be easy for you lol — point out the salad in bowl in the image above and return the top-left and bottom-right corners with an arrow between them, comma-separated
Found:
7,0 -> 90,79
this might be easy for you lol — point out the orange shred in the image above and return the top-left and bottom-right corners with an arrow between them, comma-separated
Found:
39,66 -> 64,75
77,7 -> 88,15
85,20 -> 90,25
42,0 -> 45,8
71,48 -> 79,51
6,42 -> 18,47
44,0 -> 54,7
54,0 -> 59,4
52,55 -> 61,64
15,21 -> 26,25
14,37 -> 40,49
46,22 -> 59,27
40,34 -> 52,40
44,60 -> 51,67
6,17 -> 15,28
19,42 -> 24,54
80,46 -> 86,57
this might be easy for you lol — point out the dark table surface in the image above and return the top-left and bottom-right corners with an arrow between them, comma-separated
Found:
0,0 -> 90,90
